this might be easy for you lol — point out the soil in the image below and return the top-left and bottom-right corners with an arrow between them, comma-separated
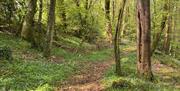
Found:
55,59 -> 114,91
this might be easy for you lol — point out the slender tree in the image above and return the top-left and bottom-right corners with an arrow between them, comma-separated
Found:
151,1 -> 168,55
112,0 -> 115,23
61,0 -> 67,29
136,0 -> 153,80
163,0 -> 172,54
105,0 -> 112,43
114,0 -> 127,76
38,0 -> 43,32
44,0 -> 56,58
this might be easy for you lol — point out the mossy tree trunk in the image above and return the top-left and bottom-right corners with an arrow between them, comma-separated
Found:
136,0 -> 153,80
163,16 -> 172,54
163,0 -> 172,54
105,0 -> 112,44
21,0 -> 37,40
44,0 -> 56,58
38,0 -> 43,32
151,1 -> 168,56
61,0 -> 67,30
114,0 -> 126,76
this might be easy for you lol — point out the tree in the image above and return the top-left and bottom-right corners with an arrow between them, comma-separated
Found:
38,0 -> 43,32
112,0 -> 115,23
61,0 -> 67,29
151,0 -> 168,55
21,0 -> 37,40
163,0 -> 172,54
105,0 -> 112,44
44,0 -> 56,58
136,0 -> 153,80
114,0 -> 127,76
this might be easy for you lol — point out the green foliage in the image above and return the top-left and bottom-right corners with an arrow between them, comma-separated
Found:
0,34 -> 78,90
0,34 -> 113,90
0,46 -> 13,62
0,0 -> 26,32
153,52 -> 180,68
102,52 -> 180,91
0,58 -> 78,90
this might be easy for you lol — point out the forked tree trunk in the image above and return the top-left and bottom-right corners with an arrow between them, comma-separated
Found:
32,0 -> 44,50
44,0 -> 56,58
21,0 -> 37,40
137,0 -> 153,80
114,0 -> 126,76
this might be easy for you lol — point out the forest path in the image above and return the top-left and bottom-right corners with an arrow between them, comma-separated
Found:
56,58 -> 115,91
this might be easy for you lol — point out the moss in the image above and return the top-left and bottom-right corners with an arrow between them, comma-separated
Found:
112,79 -> 133,88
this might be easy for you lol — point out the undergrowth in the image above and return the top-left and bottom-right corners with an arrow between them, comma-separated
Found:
102,52 -> 180,91
0,33 -> 112,91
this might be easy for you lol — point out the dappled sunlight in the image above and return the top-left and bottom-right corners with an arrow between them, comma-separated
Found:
122,46 -> 136,53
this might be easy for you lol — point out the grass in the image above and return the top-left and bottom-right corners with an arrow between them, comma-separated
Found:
153,52 -> 180,68
0,33 -> 112,91
102,52 -> 180,91
1,33 -> 179,91
52,47 -> 112,62
0,59 -> 77,91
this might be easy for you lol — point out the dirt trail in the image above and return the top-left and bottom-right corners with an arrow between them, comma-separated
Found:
56,59 -> 114,91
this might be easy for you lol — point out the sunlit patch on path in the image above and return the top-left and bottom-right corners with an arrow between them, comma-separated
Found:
56,59 -> 114,91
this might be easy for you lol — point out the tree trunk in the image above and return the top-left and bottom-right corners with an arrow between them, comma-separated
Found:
112,0 -> 115,23
105,0 -> 112,44
137,0 -> 153,80
151,2 -> 168,56
31,0 -> 44,50
163,16 -> 172,54
85,0 -> 88,10
61,0 -> 67,29
38,0 -> 43,32
21,0 -> 37,40
44,0 -> 56,58
163,0 -> 172,54
114,0 -> 126,76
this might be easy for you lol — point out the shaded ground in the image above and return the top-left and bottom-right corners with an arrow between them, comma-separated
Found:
56,59 -> 114,91
55,44 -> 180,91
56,58 -> 180,91
153,60 -> 180,89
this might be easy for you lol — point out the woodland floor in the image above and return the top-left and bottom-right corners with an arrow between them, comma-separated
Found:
54,57 -> 180,91
57,59 -> 114,91
0,34 -> 180,91
55,46 -> 180,91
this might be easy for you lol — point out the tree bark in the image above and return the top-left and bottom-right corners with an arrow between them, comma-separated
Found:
61,0 -> 67,29
21,0 -> 37,40
137,0 -> 153,80
163,15 -> 172,54
163,0 -> 172,54
114,0 -> 126,76
44,0 -> 56,58
112,0 -> 115,23
38,0 -> 43,32
151,2 -> 168,56
105,0 -> 112,44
